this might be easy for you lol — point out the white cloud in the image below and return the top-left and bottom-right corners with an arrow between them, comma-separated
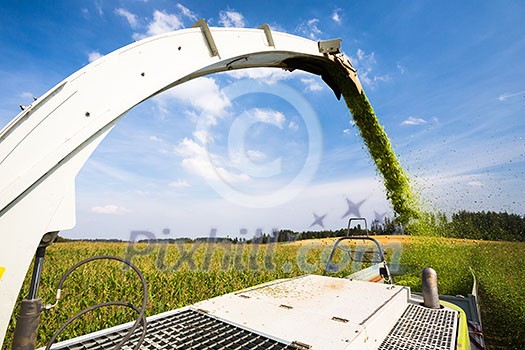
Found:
297,18 -> 322,40
134,10 -> 184,40
371,75 -> 391,84
91,204 -> 130,214
149,135 -> 162,142
498,90 -> 525,101
154,77 -> 230,125
175,137 -> 208,158
181,157 -> 250,183
246,149 -> 266,161
288,121 -> 299,131
219,10 -> 245,28
343,128 -> 351,135
175,138 -> 250,183
176,3 -> 197,20
20,91 -> 34,99
94,1 -> 104,16
193,130 -> 214,144
88,51 -> 103,62
248,108 -> 285,128
356,49 -> 369,63
169,179 -> 191,188
401,117 -> 427,126
226,67 -> 298,84
350,49 -> 390,88
396,62 -> 406,74
115,8 -> 139,28
301,77 -> 324,92
468,181 -> 483,187
332,9 -> 342,23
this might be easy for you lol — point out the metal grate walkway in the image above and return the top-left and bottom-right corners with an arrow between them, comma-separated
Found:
50,309 -> 303,350
378,304 -> 458,350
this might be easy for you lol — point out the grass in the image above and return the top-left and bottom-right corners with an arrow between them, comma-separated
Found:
2,237 -> 524,349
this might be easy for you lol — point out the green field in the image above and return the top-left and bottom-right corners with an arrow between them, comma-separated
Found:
3,237 -> 525,349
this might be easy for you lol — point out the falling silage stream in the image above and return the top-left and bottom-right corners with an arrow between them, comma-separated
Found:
325,56 -> 421,225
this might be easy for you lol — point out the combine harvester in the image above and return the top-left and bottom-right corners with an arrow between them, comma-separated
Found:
0,21 -> 483,349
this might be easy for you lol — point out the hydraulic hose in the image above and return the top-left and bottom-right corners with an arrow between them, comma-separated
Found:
44,256 -> 148,350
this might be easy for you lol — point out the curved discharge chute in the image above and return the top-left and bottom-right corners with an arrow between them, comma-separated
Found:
0,21 -> 370,346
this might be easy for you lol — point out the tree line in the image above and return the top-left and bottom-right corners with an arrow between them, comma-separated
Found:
57,210 -> 524,243
444,210 -> 525,241
246,211 -> 525,243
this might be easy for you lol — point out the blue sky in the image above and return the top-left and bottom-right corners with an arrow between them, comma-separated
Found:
1,1 -> 524,240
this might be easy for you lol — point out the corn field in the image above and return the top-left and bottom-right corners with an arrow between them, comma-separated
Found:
3,237 -> 524,349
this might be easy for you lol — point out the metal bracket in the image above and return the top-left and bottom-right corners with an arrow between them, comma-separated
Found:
38,231 -> 58,249
331,316 -> 349,323
318,38 -> 341,54
191,19 -> 219,57
257,24 -> 275,47
290,341 -> 312,349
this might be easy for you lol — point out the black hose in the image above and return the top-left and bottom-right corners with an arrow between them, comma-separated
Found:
45,302 -> 147,349
45,256 -> 148,350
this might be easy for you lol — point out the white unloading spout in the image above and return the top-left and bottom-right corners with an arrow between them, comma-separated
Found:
0,21 -> 365,347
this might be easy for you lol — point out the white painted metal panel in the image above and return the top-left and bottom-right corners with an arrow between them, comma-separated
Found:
194,275 -> 410,349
